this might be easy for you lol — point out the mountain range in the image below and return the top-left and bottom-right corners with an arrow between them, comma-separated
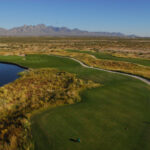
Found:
0,24 -> 137,37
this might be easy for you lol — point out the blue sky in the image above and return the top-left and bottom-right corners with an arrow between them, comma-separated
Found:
0,0 -> 150,36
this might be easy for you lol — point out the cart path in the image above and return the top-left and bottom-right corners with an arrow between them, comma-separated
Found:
70,57 -> 150,85
51,54 -> 150,85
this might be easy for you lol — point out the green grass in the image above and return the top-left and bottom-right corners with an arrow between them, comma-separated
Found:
67,49 -> 150,67
0,54 -> 150,150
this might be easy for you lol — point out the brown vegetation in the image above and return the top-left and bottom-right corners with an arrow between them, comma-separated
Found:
0,37 -> 150,59
0,36 -> 150,79
0,68 -> 99,150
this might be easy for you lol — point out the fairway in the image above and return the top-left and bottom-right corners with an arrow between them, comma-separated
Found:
0,54 -> 150,150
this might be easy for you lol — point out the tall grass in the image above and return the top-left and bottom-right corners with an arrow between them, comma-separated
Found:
0,68 -> 99,150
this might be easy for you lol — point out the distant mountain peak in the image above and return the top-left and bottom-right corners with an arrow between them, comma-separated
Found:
0,24 -> 137,37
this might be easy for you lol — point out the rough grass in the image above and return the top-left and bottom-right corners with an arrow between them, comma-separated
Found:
0,54 -> 150,150
67,49 -> 150,67
0,67 -> 98,150
40,50 -> 150,79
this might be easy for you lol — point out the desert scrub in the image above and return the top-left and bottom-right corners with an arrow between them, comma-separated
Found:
0,68 -> 99,150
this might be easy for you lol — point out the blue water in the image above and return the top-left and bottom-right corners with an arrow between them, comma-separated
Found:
0,63 -> 25,86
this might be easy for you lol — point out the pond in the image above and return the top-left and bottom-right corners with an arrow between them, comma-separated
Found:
0,63 -> 25,86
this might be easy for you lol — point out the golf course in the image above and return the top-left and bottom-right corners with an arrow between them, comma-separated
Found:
0,0 -> 150,149
0,54 -> 150,150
